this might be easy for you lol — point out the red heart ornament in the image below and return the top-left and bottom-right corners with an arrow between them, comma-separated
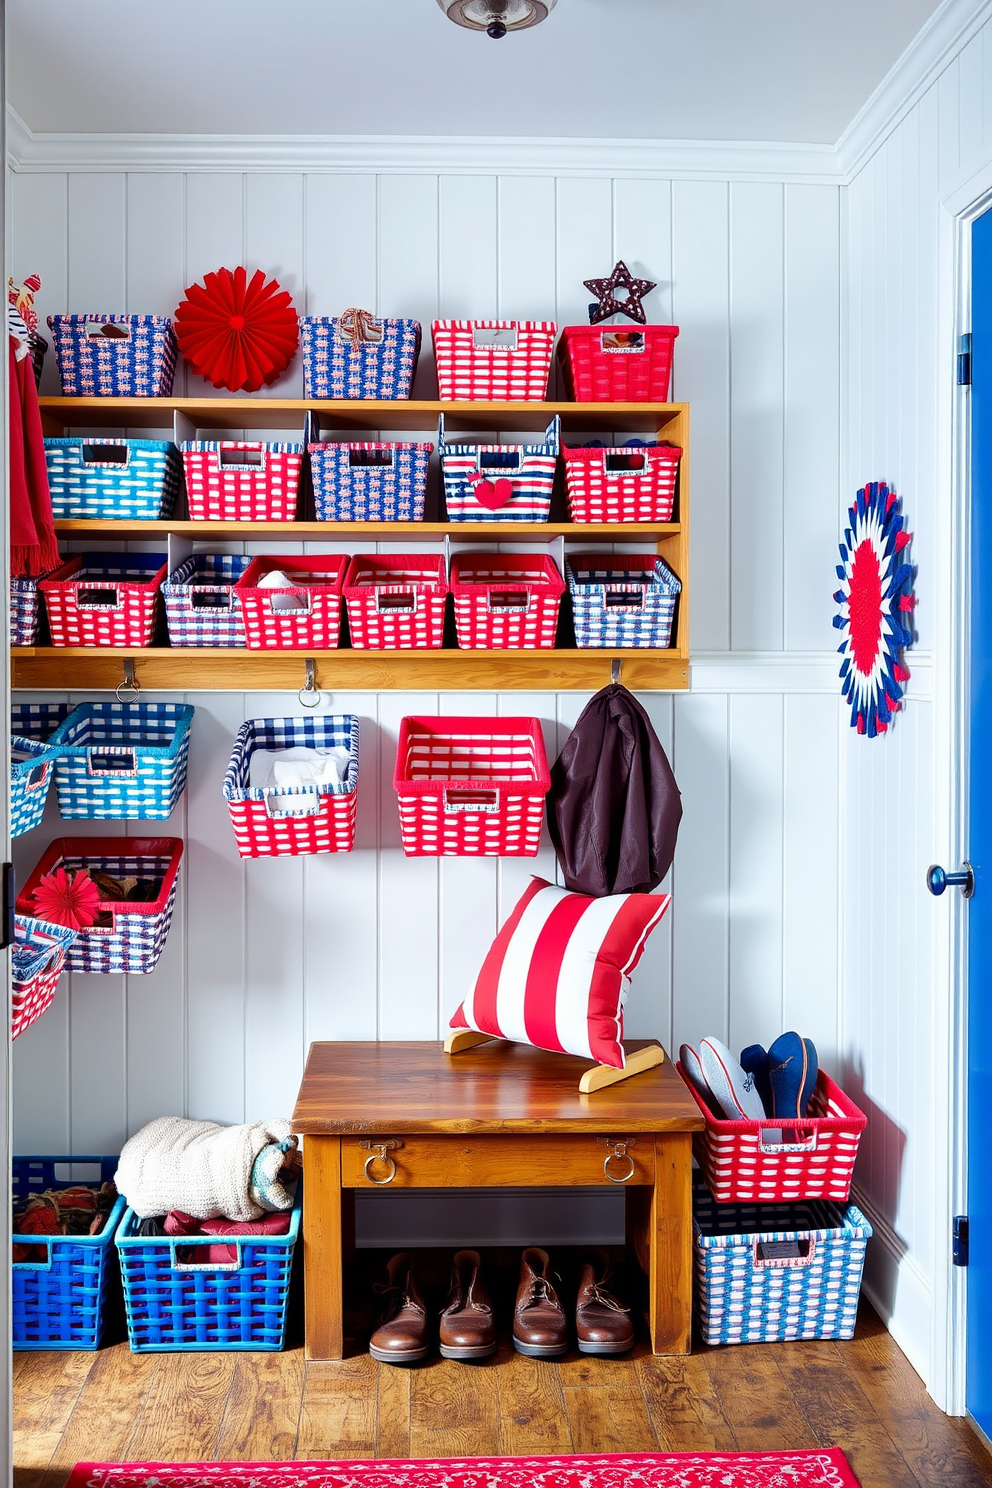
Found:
473,477 -> 513,511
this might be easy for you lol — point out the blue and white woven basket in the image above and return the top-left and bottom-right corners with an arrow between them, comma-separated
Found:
693,1187 -> 872,1345
163,555 -> 249,648
53,702 -> 194,820
10,578 -> 41,646
439,414 -> 559,524
10,704 -> 75,837
44,842 -> 182,975
300,316 -> 421,399
223,714 -> 359,858
310,442 -> 432,522
566,554 -> 681,648
47,315 -> 178,397
44,438 -> 183,520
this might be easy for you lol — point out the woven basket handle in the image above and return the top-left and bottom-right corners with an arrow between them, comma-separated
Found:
444,788 -> 500,815
171,1242 -> 243,1272
758,1125 -> 818,1154
487,590 -> 530,614
604,587 -> 646,612
77,584 -> 123,610
84,316 -> 132,342
189,588 -> 234,611
264,787 -> 320,820
218,447 -> 265,473
605,451 -> 647,475
753,1236 -> 816,1270
376,590 -> 417,614
82,443 -> 129,468
472,325 -> 518,352
23,761 -> 50,793
87,748 -> 137,777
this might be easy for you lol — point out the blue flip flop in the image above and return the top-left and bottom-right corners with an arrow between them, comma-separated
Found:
767,1031 -> 808,1119
800,1038 -> 819,1115
739,1043 -> 772,1114
699,1037 -> 768,1121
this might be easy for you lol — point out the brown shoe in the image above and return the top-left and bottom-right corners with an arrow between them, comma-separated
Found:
513,1246 -> 568,1358
369,1252 -> 430,1365
575,1249 -> 634,1355
439,1249 -> 497,1360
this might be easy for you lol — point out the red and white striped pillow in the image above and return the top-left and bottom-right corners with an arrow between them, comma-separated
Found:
449,876 -> 671,1069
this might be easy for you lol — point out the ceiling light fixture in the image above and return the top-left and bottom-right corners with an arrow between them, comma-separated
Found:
437,0 -> 557,40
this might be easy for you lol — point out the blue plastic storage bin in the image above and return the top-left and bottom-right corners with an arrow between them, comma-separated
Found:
44,438 -> 183,520
12,1156 -> 125,1350
115,1189 -> 300,1351
10,703 -> 75,837
566,553 -> 681,649
53,702 -> 194,820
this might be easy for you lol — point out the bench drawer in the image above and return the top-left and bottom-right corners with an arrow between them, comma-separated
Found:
339,1133 -> 654,1188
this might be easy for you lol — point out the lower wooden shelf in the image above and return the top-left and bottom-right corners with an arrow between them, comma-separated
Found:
11,646 -> 689,692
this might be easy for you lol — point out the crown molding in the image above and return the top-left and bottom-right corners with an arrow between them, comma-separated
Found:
4,108 -> 842,183
837,0 -> 992,179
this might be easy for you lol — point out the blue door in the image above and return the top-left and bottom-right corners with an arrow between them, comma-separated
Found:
969,205 -> 992,1435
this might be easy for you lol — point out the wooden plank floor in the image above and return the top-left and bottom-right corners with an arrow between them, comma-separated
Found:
13,1305 -> 992,1488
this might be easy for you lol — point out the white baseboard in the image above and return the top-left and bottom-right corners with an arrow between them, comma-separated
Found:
854,1184 -> 933,1389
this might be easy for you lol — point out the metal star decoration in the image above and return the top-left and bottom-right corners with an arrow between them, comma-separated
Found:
583,260 -> 657,325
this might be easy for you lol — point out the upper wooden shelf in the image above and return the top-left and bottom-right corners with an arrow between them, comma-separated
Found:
53,519 -> 680,542
39,397 -> 686,435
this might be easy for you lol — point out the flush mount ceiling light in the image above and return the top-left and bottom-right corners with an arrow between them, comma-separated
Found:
437,0 -> 557,40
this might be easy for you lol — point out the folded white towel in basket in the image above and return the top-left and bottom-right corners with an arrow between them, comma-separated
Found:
115,1116 -> 295,1221
248,745 -> 352,792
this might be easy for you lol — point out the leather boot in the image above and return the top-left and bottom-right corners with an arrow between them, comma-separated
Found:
574,1249 -> 634,1354
513,1246 -> 568,1358
439,1249 -> 497,1360
369,1252 -> 430,1364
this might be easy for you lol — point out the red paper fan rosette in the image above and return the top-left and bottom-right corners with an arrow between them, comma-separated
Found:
31,867 -> 101,931
174,266 -> 299,393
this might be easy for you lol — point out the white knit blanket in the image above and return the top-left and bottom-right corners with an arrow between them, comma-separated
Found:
115,1116 -> 293,1221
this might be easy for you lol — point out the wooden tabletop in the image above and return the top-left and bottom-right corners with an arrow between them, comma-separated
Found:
291,1039 -> 705,1135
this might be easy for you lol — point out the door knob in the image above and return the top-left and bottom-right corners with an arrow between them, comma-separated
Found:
926,862 -> 974,898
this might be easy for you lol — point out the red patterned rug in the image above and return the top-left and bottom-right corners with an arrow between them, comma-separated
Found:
65,1453 -> 861,1488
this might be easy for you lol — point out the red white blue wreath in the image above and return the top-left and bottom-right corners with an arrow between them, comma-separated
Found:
833,481 -> 914,737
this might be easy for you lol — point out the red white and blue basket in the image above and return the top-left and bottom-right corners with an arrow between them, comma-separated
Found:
394,716 -> 550,857
343,554 -> 448,650
558,324 -> 679,403
44,438 -> 183,521
300,316 -> 421,400
693,1186 -> 872,1345
11,915 -> 76,1041
223,714 -> 359,859
40,553 -> 168,648
47,315 -> 178,397
181,442 -> 303,522
10,703 -> 74,836
439,414 -> 559,523
235,556 -> 348,651
11,578 -> 43,646
16,838 -> 184,975
563,443 -> 682,523
163,554 -> 249,647
566,553 -> 681,649
310,441 -> 433,522
450,554 -> 564,650
432,320 -> 557,401
53,702 -> 194,821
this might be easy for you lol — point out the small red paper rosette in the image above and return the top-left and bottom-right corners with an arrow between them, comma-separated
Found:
174,266 -> 299,393
31,867 -> 101,931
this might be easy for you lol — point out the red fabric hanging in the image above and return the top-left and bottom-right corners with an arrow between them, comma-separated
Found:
9,334 -> 58,577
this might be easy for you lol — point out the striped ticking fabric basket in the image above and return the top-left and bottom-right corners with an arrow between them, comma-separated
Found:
10,703 -> 75,836
693,1186 -> 872,1345
16,838 -> 184,975
450,553 -> 564,650
223,715 -> 359,859
44,438 -> 183,520
40,553 -> 168,648
563,443 -> 682,523
300,316 -> 421,399
310,441 -> 433,522
11,916 -> 76,1040
432,320 -> 557,401
12,1157 -> 126,1349
182,442 -> 304,522
236,556 -> 348,650
393,716 -> 550,857
47,315 -> 178,397
10,578 -> 42,645
439,414 -> 559,523
567,553 -> 681,648
558,324 -> 679,402
163,555 -> 249,648
343,554 -> 448,650
679,1065 -> 867,1205
52,702 -> 194,821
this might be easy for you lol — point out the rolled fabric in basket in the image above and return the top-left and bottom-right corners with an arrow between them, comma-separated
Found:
115,1115 -> 295,1221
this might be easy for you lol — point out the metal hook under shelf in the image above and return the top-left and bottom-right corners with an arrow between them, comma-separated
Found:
299,657 -> 320,708
611,658 -> 621,686
115,658 -> 139,704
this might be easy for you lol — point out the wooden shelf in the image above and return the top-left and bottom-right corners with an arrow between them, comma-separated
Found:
11,647 -> 688,693
53,519 -> 680,543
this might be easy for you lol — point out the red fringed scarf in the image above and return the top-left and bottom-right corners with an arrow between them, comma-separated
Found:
9,333 -> 58,577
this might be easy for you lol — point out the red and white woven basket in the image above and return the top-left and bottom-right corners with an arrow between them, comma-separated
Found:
563,444 -> 682,523
450,554 -> 564,650
40,555 -> 167,648
235,556 -> 347,650
678,1065 -> 867,1204
223,715 -> 359,859
343,554 -> 448,650
432,320 -> 557,401
182,441 -> 303,521
393,715 -> 550,857
12,959 -> 64,1041
558,324 -> 679,402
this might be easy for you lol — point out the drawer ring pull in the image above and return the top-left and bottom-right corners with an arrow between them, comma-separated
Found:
360,1139 -> 401,1185
599,1137 -> 636,1184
